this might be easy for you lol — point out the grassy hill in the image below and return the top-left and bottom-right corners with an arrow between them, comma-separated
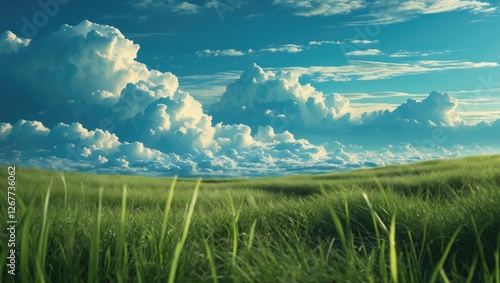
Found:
1,155 -> 499,282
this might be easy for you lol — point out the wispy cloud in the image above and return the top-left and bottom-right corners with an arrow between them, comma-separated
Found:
100,13 -> 150,23
171,1 -> 201,14
396,0 -> 496,14
346,49 -> 382,56
389,50 -> 453,58
196,48 -> 250,57
351,39 -> 379,45
273,0 -> 366,16
197,39 -> 383,58
277,60 -> 499,82
128,0 -> 167,9
245,13 -> 265,19
260,44 -> 303,53
371,0 -> 495,25
309,40 -> 342,45
276,0 -> 496,26
127,0 -> 219,15
196,44 -> 304,57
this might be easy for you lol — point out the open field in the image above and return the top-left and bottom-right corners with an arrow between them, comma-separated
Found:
1,155 -> 500,282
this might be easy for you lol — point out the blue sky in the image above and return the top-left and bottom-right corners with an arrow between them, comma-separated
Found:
0,0 -> 499,176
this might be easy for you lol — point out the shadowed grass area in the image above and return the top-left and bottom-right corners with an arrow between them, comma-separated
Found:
0,155 -> 499,282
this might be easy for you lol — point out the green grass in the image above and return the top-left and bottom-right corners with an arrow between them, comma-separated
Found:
1,155 -> 500,282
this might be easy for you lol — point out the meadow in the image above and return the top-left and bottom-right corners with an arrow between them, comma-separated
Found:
1,155 -> 499,282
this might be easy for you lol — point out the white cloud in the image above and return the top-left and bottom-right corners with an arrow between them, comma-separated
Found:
346,49 -> 382,56
209,63 -> 351,131
260,44 -> 303,53
365,0 -> 494,25
0,31 -> 30,54
273,0 -> 366,16
309,40 -> 342,45
11,120 -> 50,137
128,0 -> 244,16
397,0 -> 496,14
0,117 -> 339,177
128,0 -> 205,14
0,20 -> 178,124
195,44 -> 303,58
279,60 -> 499,82
282,0 -> 496,25
196,48 -> 247,57
172,2 -> 201,14
0,123 -> 12,141
204,0 -> 243,9
389,50 -> 453,58
127,90 -> 217,154
363,91 -> 463,126
351,39 -> 379,45
128,0 -> 166,9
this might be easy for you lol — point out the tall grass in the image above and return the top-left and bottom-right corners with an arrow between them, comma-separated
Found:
168,179 -> 200,283
0,155 -> 499,282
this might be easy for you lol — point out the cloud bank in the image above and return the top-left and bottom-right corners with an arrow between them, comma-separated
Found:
0,21 -> 498,177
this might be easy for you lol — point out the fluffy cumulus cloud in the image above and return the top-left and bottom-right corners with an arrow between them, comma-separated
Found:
0,20 -> 178,126
364,91 -> 463,126
0,21 -> 498,177
0,123 -> 12,141
0,31 -> 30,54
210,63 -> 351,132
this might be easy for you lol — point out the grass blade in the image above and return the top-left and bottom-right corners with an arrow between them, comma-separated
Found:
246,219 -> 257,252
429,226 -> 462,283
60,173 -> 67,206
168,179 -> 201,283
439,268 -> 451,283
204,239 -> 218,283
465,256 -> 478,283
20,205 -> 34,283
329,207 -> 346,251
390,215 -> 397,283
36,185 -> 51,283
160,177 -> 177,256
363,192 -> 388,234
88,187 -> 103,283
117,185 -> 128,282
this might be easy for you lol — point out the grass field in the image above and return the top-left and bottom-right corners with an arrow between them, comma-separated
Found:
1,155 -> 500,282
